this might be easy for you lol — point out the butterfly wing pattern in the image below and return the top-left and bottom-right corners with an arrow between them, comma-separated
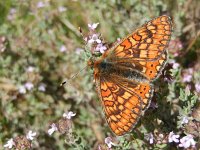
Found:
90,15 -> 172,136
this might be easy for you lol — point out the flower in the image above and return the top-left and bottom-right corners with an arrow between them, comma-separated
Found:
59,45 -> 67,52
63,111 -> 76,119
58,6 -> 67,12
181,116 -> 189,125
88,34 -> 101,44
179,134 -> 196,148
75,48 -> 84,55
169,60 -> 180,69
48,123 -> 58,135
19,85 -> 26,94
88,23 -> 99,30
26,130 -> 36,141
26,66 -> 35,72
117,38 -> 121,42
104,137 -> 116,148
195,83 -> 200,93
4,138 -> 15,149
182,74 -> 192,83
95,43 -> 107,53
38,83 -> 46,92
182,68 -> 193,83
145,133 -> 154,144
7,8 -> 16,21
24,82 -> 34,91
37,1 -> 48,8
168,131 -> 180,143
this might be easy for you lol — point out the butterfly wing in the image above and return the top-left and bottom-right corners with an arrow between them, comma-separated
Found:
106,15 -> 172,81
95,75 -> 153,136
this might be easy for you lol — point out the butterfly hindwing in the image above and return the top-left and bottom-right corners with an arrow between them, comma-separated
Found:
95,75 -> 153,136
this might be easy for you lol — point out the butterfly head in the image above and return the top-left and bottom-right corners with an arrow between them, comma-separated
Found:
87,57 -> 96,69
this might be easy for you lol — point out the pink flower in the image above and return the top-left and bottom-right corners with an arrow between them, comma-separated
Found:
195,83 -> 200,93
169,60 -> 180,69
88,34 -> 101,44
4,138 -> 15,149
37,1 -> 48,8
95,43 -> 107,53
59,45 -> 67,52
48,123 -> 58,135
19,85 -> 26,94
75,48 -> 84,55
26,130 -> 37,141
38,83 -> 46,92
88,23 -> 99,30
179,134 -> 196,148
104,137 -> 116,148
181,116 -> 189,125
58,6 -> 67,12
168,131 -> 180,143
24,82 -> 34,91
26,66 -> 35,72
63,111 -> 76,119
182,69 -> 193,83
145,133 -> 154,144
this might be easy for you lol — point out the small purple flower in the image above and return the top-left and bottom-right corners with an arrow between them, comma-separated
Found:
48,123 -> 58,135
75,48 -> 84,55
24,82 -> 34,91
104,137 -> 116,148
145,133 -> 154,144
117,38 -> 121,42
88,23 -> 99,30
26,66 -> 35,72
182,68 -> 193,83
179,134 -> 196,148
181,116 -> 189,125
38,83 -> 46,92
63,111 -> 76,119
59,45 -> 67,52
195,83 -> 200,93
58,6 -> 67,12
37,1 -> 48,8
169,60 -> 180,69
7,8 -> 16,21
4,138 -> 15,149
168,131 -> 180,143
26,130 -> 37,141
95,43 -> 107,53
19,85 -> 26,94
182,74 -> 192,82
88,34 -> 101,44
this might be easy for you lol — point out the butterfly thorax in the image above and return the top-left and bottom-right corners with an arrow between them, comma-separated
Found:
91,58 -> 149,83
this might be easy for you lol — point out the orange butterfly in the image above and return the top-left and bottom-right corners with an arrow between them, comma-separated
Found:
88,15 -> 172,136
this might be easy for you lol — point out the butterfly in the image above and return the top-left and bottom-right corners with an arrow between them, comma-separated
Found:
88,15 -> 172,136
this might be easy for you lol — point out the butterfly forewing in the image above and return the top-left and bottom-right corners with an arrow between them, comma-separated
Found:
111,15 -> 172,61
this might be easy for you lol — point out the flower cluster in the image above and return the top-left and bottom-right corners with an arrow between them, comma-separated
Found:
145,131 -> 196,149
81,22 -> 107,54
48,111 -> 76,135
168,38 -> 183,57
4,130 -> 36,149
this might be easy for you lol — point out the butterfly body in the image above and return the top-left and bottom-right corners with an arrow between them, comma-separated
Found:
88,15 -> 172,136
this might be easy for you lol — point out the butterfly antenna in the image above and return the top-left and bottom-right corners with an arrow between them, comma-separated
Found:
60,65 -> 88,86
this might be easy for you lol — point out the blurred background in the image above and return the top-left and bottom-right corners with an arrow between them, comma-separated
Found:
0,0 -> 200,149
